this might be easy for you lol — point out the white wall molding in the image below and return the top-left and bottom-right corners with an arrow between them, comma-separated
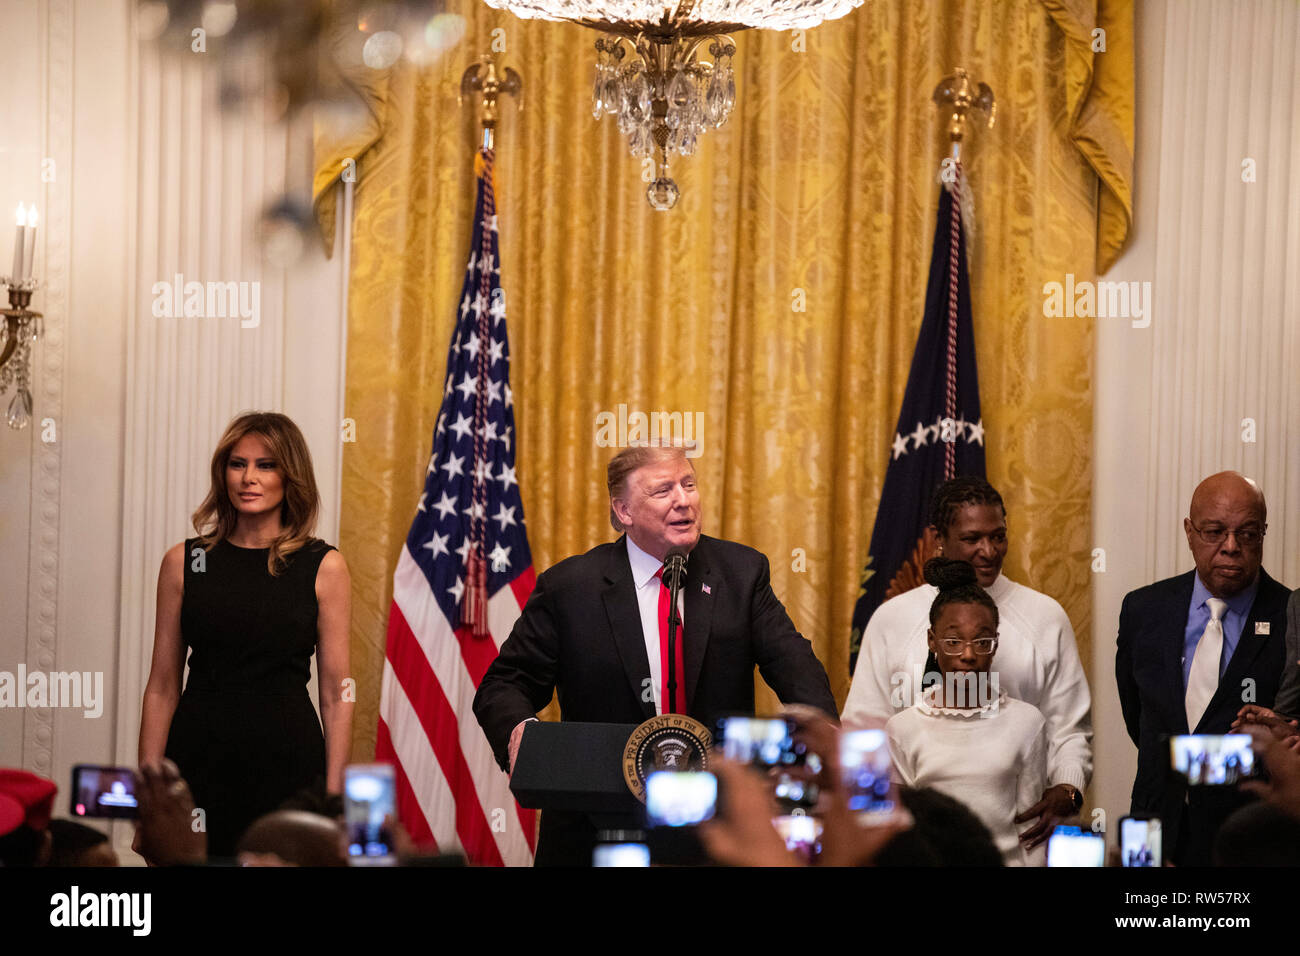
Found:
20,0 -> 74,780
1092,0 -> 1300,838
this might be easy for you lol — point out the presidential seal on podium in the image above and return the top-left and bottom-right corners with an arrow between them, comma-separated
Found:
622,714 -> 713,802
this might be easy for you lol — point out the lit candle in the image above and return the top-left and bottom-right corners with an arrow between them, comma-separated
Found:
12,203 -> 26,280
23,206 -> 37,279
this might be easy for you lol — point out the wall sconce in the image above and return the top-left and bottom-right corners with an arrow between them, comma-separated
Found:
2,203 -> 43,430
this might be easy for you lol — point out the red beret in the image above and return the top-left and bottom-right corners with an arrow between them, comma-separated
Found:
0,769 -> 58,837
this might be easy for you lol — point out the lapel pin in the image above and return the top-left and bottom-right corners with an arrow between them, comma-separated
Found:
1255,622 -> 1270,635
702,583 -> 711,594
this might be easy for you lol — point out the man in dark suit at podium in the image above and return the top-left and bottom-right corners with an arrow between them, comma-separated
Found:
473,442 -> 837,865
1115,471 -> 1290,865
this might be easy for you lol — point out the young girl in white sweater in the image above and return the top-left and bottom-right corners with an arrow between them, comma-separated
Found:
886,557 -> 1049,866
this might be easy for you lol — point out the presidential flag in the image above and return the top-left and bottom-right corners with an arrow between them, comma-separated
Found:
848,172 -> 986,673
376,149 -> 537,866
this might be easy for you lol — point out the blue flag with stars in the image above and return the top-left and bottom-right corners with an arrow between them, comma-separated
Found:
848,177 -> 985,673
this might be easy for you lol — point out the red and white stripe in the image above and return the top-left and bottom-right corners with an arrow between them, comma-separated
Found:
376,546 -> 538,866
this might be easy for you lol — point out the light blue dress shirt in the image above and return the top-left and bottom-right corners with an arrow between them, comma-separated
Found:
1181,573 -> 1260,688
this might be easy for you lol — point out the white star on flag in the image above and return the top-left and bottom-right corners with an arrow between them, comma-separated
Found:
422,531 -> 449,558
432,491 -> 457,520
493,503 -> 518,531
450,412 -> 474,441
441,452 -> 465,480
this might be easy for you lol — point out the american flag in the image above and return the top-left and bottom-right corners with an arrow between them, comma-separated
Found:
376,149 -> 537,866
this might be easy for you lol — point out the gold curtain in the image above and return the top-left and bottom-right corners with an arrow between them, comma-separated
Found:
316,0 -> 1134,763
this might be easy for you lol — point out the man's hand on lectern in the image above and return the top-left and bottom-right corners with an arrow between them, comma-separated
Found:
508,719 -> 533,776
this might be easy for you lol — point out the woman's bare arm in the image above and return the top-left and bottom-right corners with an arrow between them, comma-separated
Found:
316,549 -> 354,794
138,543 -> 187,764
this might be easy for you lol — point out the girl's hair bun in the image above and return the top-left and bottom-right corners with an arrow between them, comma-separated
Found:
923,556 -> 978,591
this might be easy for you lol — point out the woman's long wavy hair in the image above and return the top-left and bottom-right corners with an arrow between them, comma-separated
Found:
192,412 -> 320,575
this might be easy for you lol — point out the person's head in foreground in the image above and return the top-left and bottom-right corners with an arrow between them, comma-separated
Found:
236,810 -> 347,867
47,818 -> 119,867
0,769 -> 58,866
873,786 -> 1004,867
1212,802 -> 1300,866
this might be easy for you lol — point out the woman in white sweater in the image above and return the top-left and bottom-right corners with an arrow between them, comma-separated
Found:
886,557 -> 1049,866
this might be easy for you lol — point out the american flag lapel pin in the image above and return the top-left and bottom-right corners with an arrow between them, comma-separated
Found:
702,583 -> 711,595
1256,622 -> 1270,635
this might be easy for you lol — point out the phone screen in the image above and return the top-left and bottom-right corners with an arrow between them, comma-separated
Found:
772,814 -> 823,862
717,716 -> 819,810
1120,816 -> 1162,867
840,729 -> 897,823
1169,734 -> 1254,785
717,716 -> 805,766
71,765 -> 139,819
1046,826 -> 1105,867
344,763 -> 397,865
593,843 -> 651,867
644,771 -> 717,827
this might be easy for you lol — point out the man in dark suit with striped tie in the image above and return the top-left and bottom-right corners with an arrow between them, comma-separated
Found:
1116,471 -> 1290,865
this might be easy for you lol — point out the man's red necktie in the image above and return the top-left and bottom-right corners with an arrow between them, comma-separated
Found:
655,566 -> 686,714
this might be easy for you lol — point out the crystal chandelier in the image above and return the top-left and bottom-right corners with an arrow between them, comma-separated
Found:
481,0 -> 865,208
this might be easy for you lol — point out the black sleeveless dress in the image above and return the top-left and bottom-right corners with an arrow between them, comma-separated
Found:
164,536 -> 333,858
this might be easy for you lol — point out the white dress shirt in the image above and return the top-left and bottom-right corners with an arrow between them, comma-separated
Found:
626,536 -> 685,715
843,574 -> 1093,794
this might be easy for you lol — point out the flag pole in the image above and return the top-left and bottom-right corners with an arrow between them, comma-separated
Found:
932,67 -> 995,165
375,50 -> 537,865
931,69 -> 994,479
457,53 -> 522,639
847,72 -> 994,672
460,54 -> 523,154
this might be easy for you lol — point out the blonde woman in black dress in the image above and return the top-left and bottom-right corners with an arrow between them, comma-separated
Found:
138,412 -> 353,858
